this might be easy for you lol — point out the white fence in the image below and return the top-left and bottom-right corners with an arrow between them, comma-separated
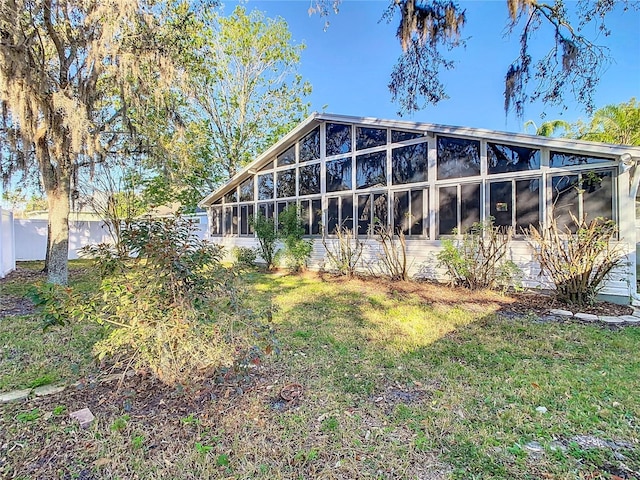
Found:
0,208 -> 15,278
14,219 -> 113,261
12,214 -> 208,262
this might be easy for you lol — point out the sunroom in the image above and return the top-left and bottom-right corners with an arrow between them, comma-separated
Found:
199,113 -> 640,304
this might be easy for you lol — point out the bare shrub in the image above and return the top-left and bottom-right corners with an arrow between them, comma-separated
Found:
527,214 -> 623,306
371,225 -> 410,281
322,224 -> 364,278
437,219 -> 520,290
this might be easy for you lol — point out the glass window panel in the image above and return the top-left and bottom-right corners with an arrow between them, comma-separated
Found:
515,179 -> 540,232
300,200 -> 310,235
490,181 -> 512,228
327,197 -> 339,233
552,174 -> 579,232
358,194 -> 371,236
373,193 -> 387,227
356,126 -> 387,150
583,170 -> 613,221
488,142 -> 540,174
311,199 -> 322,235
438,186 -> 457,235
213,198 -> 222,205
342,195 -> 354,231
393,191 -> 410,235
460,183 -> 481,233
240,205 -> 249,235
276,201 -> 288,232
211,206 -> 222,235
392,143 -> 428,185
277,145 -> 296,166
258,202 -> 274,220
326,123 -> 352,156
391,130 -> 423,143
258,173 -> 274,200
224,206 -> 232,234
326,157 -> 352,192
550,151 -> 612,168
300,127 -> 320,162
248,205 -> 254,234
411,189 -> 424,236
356,151 -> 387,189
224,190 -> 238,203
259,161 -> 274,172
239,178 -> 254,202
232,206 -> 239,235
276,169 -> 296,198
299,163 -> 321,195
437,136 -> 481,180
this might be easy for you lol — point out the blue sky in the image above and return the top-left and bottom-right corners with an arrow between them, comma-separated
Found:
226,0 -> 640,133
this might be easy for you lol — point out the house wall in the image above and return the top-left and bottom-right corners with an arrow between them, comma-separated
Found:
211,235 -> 633,301
203,116 -> 640,304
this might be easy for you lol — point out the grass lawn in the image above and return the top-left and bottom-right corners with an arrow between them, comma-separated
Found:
1,261 -> 638,479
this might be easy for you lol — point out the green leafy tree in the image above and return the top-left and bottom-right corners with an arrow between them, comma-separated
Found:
311,0 -> 636,117
524,119 -> 571,137
0,0 -> 198,284
575,98 -> 640,146
150,6 -> 312,210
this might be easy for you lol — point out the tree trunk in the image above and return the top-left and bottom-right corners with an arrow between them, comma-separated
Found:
36,130 -> 71,285
45,181 -> 70,285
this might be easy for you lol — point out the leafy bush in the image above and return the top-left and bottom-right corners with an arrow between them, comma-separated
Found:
437,219 -> 520,290
322,224 -> 364,278
27,283 -> 87,330
232,246 -> 257,269
32,216 -> 271,386
250,212 -> 279,271
527,214 -> 623,306
278,205 -> 313,272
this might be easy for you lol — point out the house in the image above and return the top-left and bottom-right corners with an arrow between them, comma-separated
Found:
199,113 -> 640,304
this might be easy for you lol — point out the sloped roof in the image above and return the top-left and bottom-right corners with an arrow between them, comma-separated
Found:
199,112 -> 640,207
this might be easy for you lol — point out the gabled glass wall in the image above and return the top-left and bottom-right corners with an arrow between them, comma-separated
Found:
209,121 -> 617,240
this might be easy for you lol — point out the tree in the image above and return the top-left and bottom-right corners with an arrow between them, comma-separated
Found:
575,98 -> 640,146
156,5 -> 311,205
0,0 -> 196,284
312,0 -> 637,117
524,119 -> 571,137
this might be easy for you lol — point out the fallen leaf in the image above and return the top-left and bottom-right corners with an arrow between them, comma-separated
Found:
94,457 -> 110,468
531,382 -> 540,389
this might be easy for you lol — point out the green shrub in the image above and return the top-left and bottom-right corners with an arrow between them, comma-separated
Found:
437,219 -> 521,290
278,205 -> 313,272
250,212 -> 279,270
232,246 -> 257,269
31,216 -> 272,386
